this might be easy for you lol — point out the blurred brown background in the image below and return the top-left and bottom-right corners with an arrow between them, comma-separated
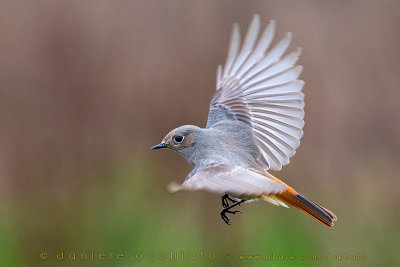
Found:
0,0 -> 399,266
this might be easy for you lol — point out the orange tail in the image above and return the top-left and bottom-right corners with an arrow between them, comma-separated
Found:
264,172 -> 337,227
276,189 -> 337,227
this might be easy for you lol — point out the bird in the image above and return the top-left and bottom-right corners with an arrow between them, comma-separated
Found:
151,14 -> 337,227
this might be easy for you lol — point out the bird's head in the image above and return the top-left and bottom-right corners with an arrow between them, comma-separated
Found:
151,125 -> 201,164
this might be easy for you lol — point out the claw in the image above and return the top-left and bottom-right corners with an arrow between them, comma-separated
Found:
225,210 -> 242,214
220,210 -> 231,225
219,197 -> 246,225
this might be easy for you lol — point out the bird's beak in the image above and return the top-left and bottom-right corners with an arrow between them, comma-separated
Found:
151,143 -> 167,150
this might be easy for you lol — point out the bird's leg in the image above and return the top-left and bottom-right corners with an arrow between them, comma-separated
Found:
221,193 -> 230,207
220,199 -> 246,225
221,193 -> 239,208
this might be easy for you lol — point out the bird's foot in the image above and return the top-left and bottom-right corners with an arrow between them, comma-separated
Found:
220,198 -> 245,225
221,193 -> 239,208
220,209 -> 232,225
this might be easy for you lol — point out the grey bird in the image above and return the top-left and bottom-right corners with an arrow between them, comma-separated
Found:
152,14 -> 337,227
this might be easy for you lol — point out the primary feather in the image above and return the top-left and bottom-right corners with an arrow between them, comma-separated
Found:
207,14 -> 305,171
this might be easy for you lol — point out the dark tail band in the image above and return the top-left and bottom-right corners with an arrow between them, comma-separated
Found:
292,193 -> 337,227
276,190 -> 337,227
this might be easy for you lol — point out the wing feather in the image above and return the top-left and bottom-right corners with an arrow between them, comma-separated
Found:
229,14 -> 260,76
168,164 -> 286,198
238,20 -> 275,76
207,15 -> 305,171
241,32 -> 292,83
222,24 -> 241,79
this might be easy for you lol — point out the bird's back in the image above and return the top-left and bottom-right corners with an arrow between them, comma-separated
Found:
196,120 -> 263,171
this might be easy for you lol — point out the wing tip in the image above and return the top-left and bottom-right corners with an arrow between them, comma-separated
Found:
167,182 -> 184,193
295,47 -> 302,56
267,20 -> 276,36
296,79 -> 305,86
294,65 -> 304,75
231,23 -> 241,44
232,23 -> 240,33
252,14 -> 261,23
282,32 -> 293,49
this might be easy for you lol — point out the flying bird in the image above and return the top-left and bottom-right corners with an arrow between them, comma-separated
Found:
152,14 -> 337,227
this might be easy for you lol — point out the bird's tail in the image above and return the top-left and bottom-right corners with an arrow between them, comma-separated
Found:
262,172 -> 337,227
274,189 -> 337,227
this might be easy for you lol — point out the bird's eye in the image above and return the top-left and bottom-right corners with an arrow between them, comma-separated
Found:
174,135 -> 184,143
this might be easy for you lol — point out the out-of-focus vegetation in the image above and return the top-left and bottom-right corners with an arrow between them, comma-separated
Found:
0,0 -> 399,266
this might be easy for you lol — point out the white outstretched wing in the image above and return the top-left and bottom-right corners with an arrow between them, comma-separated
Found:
207,14 -> 305,171
168,164 -> 286,198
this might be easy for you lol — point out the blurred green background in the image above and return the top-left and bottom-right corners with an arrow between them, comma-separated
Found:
1,0 -> 399,266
